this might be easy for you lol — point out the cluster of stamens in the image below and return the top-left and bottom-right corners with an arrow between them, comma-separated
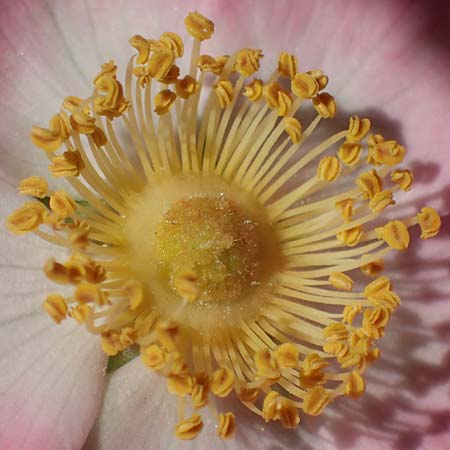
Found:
6,11 -> 442,440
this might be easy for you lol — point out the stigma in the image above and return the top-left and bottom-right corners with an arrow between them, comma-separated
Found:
6,10 -> 442,440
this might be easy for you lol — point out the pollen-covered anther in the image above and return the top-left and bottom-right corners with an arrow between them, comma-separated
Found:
299,353 -> 328,389
369,190 -> 395,212
69,226 -> 90,250
356,169 -> 383,200
197,54 -> 225,74
217,412 -> 236,439
375,220 -> 410,251
154,89 -> 177,115
6,201 -> 46,235
44,258 -> 70,284
283,117 -> 303,144
43,293 -> 68,324
391,169 -> 414,191
49,190 -> 76,218
160,32 -> 184,58
211,367 -> 235,397
69,304 -> 92,324
278,51 -> 298,79
291,72 -> 319,99
156,321 -> 181,352
147,50 -> 175,81
159,64 -> 180,85
167,374 -> 194,396
347,116 -> 371,143
275,343 -> 299,368
302,387 -> 332,416
336,225 -> 364,247
344,371 -> 365,398
18,176 -> 48,198
338,141 -> 362,166
364,276 -> 401,310
317,156 -> 340,182
235,48 -> 263,77
214,80 -> 234,108
243,78 -> 264,101
70,110 -> 96,135
123,279 -> 144,310
255,348 -> 281,381
49,150 -> 85,177
30,113 -> 70,152
308,70 -> 329,90
342,305 -> 362,325
63,96 -> 89,114
416,207 -> 441,239
174,271 -> 200,303
75,282 -> 109,306
237,386 -> 260,403
191,373 -> 210,408
335,198 -> 354,222
361,259 -> 384,277
174,414 -> 204,440
141,344 -> 167,370
175,75 -> 198,99
101,329 -> 133,356
369,139 -> 406,166
129,34 -> 151,64
262,82 -> 292,116
185,11 -> 214,41
362,306 -> 390,339
312,93 -> 337,118
329,271 -> 354,291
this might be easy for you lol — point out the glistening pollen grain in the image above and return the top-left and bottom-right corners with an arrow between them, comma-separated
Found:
6,10 -> 442,440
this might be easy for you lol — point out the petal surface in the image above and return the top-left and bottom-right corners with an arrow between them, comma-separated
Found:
0,179 -> 108,450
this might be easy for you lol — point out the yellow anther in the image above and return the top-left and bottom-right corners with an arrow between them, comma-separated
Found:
369,139 -> 406,166
299,353 -> 328,389
323,341 -> 349,359
262,82 -> 293,116
159,64 -> 180,84
18,176 -> 48,198
237,386 -> 260,403
417,207 -> 441,239
93,60 -> 117,84
160,32 -> 184,58
30,115 -> 68,152
211,367 -> 235,397
49,190 -> 76,218
119,326 -> 137,347
92,126 -> 107,147
123,280 -> 144,311
154,89 -> 177,115
173,271 -> 200,303
307,69 -> 329,90
69,226 -> 90,250
6,201 -> 46,235
49,150 -> 84,177
283,117 -> 303,144
324,323 -> 348,342
235,48 -> 263,77
44,258 -> 70,284
313,93 -> 337,118
141,344 -> 167,370
363,306 -> 390,339
217,412 -> 236,439
336,225 -> 363,247
63,96 -> 89,114
391,169 -> 414,191
42,294 -> 68,324
278,51 -> 298,79
75,283 -> 109,306
337,141 -> 362,166
255,348 -> 280,380
243,78 -> 264,101
214,80 -> 234,108
262,391 -> 280,422
361,259 -> 384,277
278,398 -> 300,429
369,190 -> 395,212
356,169 -> 383,199
342,305 -> 362,325
317,156 -> 340,182
275,343 -> 299,368
197,54 -> 223,74
335,198 -> 354,222
64,258 -> 87,284
191,372 -> 210,408
375,220 -> 410,251
344,371 -> 365,398
174,414 -> 203,440
129,34 -> 151,64
291,72 -> 319,99
185,11 -> 214,41
147,39 -> 167,53
303,387 -> 331,416
167,374 -> 194,396
101,330 -> 128,356
175,75 -> 198,99
133,66 -> 151,87
156,321 -> 181,352
70,111 -> 96,134
147,50 -> 175,81
69,304 -> 92,324
364,276 -> 391,298
347,116 -> 371,143
329,271 -> 353,291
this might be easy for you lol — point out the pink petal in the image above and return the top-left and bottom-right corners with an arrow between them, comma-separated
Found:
0,179 -> 107,450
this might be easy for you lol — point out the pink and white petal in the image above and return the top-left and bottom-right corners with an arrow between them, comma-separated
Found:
0,180 -> 107,450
